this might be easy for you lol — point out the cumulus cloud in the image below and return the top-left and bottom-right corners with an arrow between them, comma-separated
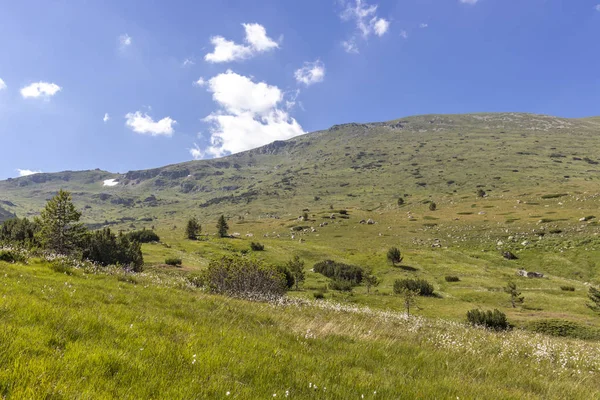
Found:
119,33 -> 132,50
204,23 -> 279,63
294,60 -> 325,86
459,0 -> 479,4
20,82 -> 62,99
193,77 -> 206,87
0,78 -> 6,90
373,18 -> 390,36
125,111 -> 176,136
419,23 -> 429,28
103,113 -> 110,123
201,70 -> 304,157
17,169 -> 41,177
103,179 -> 119,187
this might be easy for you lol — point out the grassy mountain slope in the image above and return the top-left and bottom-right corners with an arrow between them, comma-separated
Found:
3,112 -> 600,337
1,259 -> 599,399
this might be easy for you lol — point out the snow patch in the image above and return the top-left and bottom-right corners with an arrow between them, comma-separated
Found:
103,179 -> 119,187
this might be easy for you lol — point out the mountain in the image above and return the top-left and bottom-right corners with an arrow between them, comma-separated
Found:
1,112 -> 600,228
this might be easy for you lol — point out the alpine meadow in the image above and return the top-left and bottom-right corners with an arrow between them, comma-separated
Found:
4,0 -> 600,398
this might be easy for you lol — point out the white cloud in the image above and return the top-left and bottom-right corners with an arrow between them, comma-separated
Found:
419,23 -> 429,28
201,70 -> 304,157
340,0 -> 390,38
182,58 -> 195,67
459,0 -> 479,4
400,30 -> 408,39
20,82 -> 62,99
125,111 -> 176,136
294,60 -> 325,86
193,77 -> 206,87
119,33 -> 132,50
17,169 -> 41,177
103,113 -> 110,123
342,39 -> 359,54
204,23 -> 279,63
373,18 -> 390,36
190,143 -> 203,160
596,4 -> 600,11
103,179 -> 119,187
0,78 -> 6,90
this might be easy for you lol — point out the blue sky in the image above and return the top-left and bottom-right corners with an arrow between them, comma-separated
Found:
1,0 -> 600,179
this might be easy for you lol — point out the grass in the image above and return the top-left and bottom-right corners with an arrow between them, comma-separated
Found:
2,259 -> 600,398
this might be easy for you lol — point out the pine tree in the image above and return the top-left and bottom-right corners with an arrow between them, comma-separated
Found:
363,268 -> 380,294
216,215 -> 229,238
286,255 -> 305,290
587,286 -> 600,313
387,247 -> 403,266
38,190 -> 86,254
504,281 -> 524,308
186,217 -> 201,240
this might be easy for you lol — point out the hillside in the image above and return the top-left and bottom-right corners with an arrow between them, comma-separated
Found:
2,112 -> 600,227
3,112 -> 600,338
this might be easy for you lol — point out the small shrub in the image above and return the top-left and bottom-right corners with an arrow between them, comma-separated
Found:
49,259 -> 74,275
393,278 -> 434,296
203,256 -> 287,298
560,285 -> 575,292
445,276 -> 460,282
165,258 -> 182,267
250,242 -> 265,251
277,265 -> 294,289
0,249 -> 27,264
125,229 -> 160,243
529,319 -> 600,340
467,309 -> 509,331
313,291 -> 325,299
186,273 -> 204,288
339,209 -> 348,215
329,279 -> 354,292
313,260 -> 363,285
541,193 -> 568,199
429,202 -> 437,211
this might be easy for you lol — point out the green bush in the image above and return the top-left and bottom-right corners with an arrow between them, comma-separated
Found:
49,259 -> 74,275
125,229 -> 160,243
165,258 -> 182,267
250,242 -> 265,251
466,309 -> 509,331
83,228 -> 143,272
445,276 -> 460,282
329,279 -> 354,292
0,249 -> 27,264
393,278 -> 434,296
202,256 -> 287,298
313,260 -> 363,285
560,286 -> 575,292
313,291 -> 325,299
529,319 -> 600,340
277,265 -> 294,289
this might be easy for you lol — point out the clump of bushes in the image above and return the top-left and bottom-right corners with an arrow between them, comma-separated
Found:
0,249 -> 27,264
467,309 -> 509,331
313,291 -> 325,300
313,260 -> 363,285
529,319 -> 600,340
83,228 -> 143,272
202,256 -> 287,298
393,278 -> 434,296
560,285 -> 575,292
125,229 -> 160,243
445,276 -> 460,282
329,279 -> 354,292
250,242 -> 265,251
165,258 -> 182,267
49,259 -> 74,275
